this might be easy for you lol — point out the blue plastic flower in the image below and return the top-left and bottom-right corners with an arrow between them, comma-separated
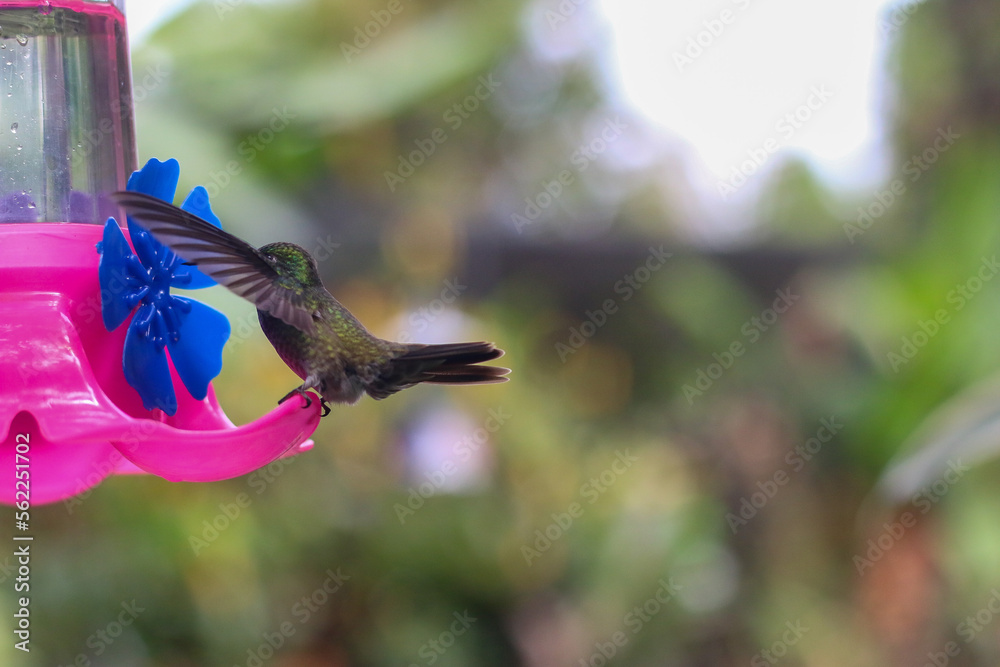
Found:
97,158 -> 231,415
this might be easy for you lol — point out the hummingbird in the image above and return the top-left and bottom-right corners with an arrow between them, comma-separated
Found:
110,191 -> 509,416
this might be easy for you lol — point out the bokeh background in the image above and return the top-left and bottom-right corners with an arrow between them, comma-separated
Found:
9,0 -> 1000,664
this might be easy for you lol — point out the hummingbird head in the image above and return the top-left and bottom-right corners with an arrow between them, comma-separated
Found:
259,242 -> 323,287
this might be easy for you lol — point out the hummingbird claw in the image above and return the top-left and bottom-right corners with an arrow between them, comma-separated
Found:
279,386 -> 313,410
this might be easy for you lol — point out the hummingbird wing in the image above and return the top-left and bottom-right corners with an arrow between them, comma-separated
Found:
111,191 -> 317,334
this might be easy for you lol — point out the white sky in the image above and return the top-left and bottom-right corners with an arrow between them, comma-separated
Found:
597,0 -> 900,206
124,0 -> 195,42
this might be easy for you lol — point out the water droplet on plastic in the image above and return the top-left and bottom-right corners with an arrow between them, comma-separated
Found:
10,123 -> 16,134
15,34 -> 28,46
15,144 -> 22,152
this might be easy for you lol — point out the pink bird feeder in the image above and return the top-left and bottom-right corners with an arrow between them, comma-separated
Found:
0,1 -> 320,506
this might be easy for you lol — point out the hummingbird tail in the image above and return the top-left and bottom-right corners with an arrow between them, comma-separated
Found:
368,342 -> 509,400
